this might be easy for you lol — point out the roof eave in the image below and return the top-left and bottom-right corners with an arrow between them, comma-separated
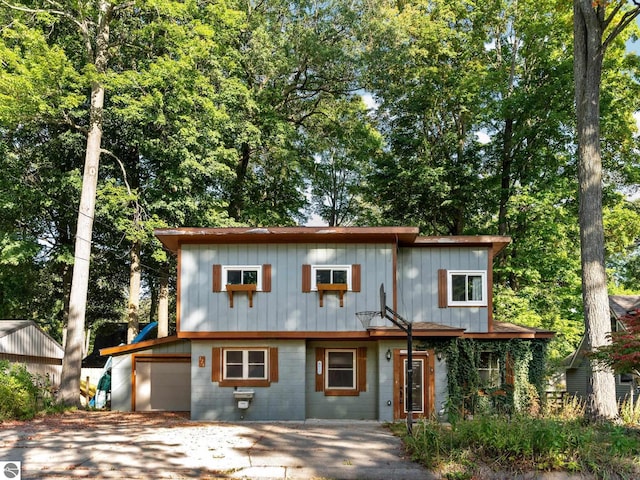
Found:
155,227 -> 420,253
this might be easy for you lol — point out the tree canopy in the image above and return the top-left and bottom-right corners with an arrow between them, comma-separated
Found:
0,0 -> 639,380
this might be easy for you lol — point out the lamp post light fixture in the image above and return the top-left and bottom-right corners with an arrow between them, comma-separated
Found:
356,284 -> 414,435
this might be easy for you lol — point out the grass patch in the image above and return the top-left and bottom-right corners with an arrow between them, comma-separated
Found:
391,415 -> 640,479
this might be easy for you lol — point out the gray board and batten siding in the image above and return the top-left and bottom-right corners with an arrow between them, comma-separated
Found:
179,243 -> 395,333
397,247 -> 490,333
191,339 -> 307,421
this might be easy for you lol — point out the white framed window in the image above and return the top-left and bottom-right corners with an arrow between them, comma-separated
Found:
312,265 -> 352,290
325,349 -> 356,390
478,352 -> 500,388
447,270 -> 487,306
223,265 -> 262,291
223,348 -> 268,380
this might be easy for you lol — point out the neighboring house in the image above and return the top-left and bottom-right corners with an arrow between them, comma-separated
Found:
0,319 -> 64,386
101,227 -> 553,421
564,295 -> 640,402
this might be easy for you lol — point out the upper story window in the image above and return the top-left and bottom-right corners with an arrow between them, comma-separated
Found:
312,265 -> 351,290
212,264 -> 271,308
223,265 -> 262,291
447,270 -> 487,306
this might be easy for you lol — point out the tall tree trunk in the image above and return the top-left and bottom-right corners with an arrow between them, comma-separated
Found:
228,142 -> 251,221
59,0 -> 111,407
158,264 -> 170,338
59,79 -> 106,406
573,0 -> 617,420
127,239 -> 141,343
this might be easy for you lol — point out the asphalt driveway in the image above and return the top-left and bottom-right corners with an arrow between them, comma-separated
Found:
0,411 -> 435,479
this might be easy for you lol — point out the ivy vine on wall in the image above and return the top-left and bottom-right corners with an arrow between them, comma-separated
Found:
420,338 -> 549,421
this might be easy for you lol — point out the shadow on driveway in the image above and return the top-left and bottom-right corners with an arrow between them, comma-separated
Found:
0,411 -> 435,479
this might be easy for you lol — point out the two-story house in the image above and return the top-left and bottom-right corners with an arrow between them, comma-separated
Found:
101,227 -> 552,421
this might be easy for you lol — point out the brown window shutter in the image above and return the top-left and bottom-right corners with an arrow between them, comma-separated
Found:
352,264 -> 361,292
357,347 -> 367,392
302,264 -> 311,292
505,353 -> 514,386
315,348 -> 324,391
438,269 -> 447,308
212,264 -> 222,292
262,264 -> 272,292
211,347 -> 221,382
269,347 -> 278,382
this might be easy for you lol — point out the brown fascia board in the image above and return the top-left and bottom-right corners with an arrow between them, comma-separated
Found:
154,226 -> 420,253
410,236 -> 511,257
154,227 -> 510,255
100,335 -> 186,356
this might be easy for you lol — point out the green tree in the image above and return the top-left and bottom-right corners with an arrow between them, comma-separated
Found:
306,97 -> 382,226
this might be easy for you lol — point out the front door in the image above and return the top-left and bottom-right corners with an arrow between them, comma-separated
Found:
393,350 -> 434,420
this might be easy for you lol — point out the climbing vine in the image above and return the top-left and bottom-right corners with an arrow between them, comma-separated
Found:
422,338 -> 550,421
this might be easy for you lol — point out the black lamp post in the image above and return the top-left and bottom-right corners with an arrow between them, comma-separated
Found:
356,284 -> 414,435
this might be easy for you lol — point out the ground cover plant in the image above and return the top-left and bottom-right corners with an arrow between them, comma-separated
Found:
393,396 -> 640,479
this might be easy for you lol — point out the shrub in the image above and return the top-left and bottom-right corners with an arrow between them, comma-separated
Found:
0,360 -> 54,421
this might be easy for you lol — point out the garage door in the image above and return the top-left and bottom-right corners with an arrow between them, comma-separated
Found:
134,356 -> 190,411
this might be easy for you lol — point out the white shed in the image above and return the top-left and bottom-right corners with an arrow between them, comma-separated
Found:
0,320 -> 64,386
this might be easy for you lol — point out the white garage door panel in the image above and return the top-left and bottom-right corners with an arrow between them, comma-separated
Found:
135,360 -> 190,411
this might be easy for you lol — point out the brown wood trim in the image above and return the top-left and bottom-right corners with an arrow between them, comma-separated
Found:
269,347 -> 278,382
226,283 -> 257,308
177,249 -> 182,333
155,227 -> 420,252
219,379 -> 271,387
392,238 -> 398,311
302,264 -> 311,292
393,350 -> 434,420
357,346 -> 367,392
463,332 -> 554,339
317,283 -> 348,307
438,269 -> 447,308
487,246 -> 494,332
100,335 -> 185,356
212,347 -> 221,382
427,351 -> 435,416
178,331 -> 371,340
262,264 -> 272,292
352,264 -> 361,292
324,389 -> 360,396
212,264 -> 222,292
131,354 -> 136,411
367,329 -> 464,338
315,348 -> 324,391
505,352 -> 514,386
